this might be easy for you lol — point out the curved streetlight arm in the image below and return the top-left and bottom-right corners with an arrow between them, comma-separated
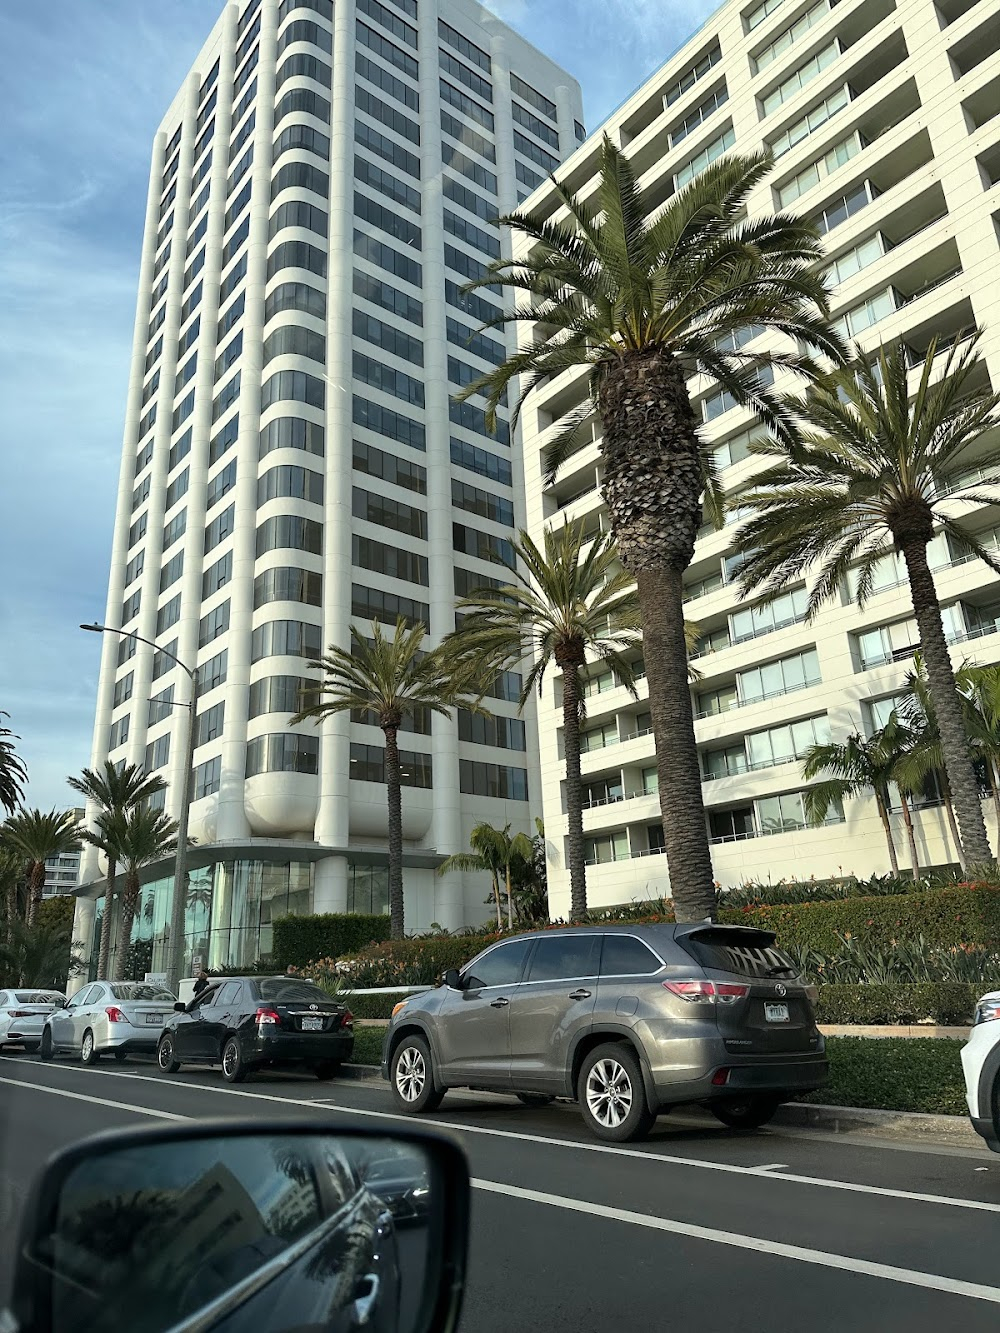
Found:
79,621 -> 198,995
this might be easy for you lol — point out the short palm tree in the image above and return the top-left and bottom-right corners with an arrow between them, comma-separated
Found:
70,761 -> 167,981
0,844 -> 26,944
112,806 -> 179,980
957,663 -> 1000,843
0,919 -> 75,990
3,808 -> 83,928
458,138 -> 841,920
449,521 -> 641,921
294,618 -> 489,939
738,335 -> 1000,869
0,712 -> 27,817
801,728 -> 904,874
438,821 -> 535,931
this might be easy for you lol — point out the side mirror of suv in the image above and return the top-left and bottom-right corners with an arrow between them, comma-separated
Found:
443,968 -> 462,990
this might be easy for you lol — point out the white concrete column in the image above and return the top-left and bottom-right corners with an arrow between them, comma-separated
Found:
313,854 -> 348,913
314,0 -> 355,853
217,0 -> 280,840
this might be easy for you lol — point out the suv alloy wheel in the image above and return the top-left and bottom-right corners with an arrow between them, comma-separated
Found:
390,1035 -> 444,1114
578,1042 -> 655,1142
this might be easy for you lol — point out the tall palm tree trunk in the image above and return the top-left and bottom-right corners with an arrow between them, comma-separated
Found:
636,568 -> 717,922
942,786 -> 966,872
900,539 -> 992,866
115,871 -> 141,981
383,724 -> 405,940
875,793 -> 899,875
898,791 -> 919,876
26,860 -> 45,928
987,761 -> 1000,854
490,871 -> 502,929
557,656 -> 588,923
505,864 -> 514,932
5,872 -> 18,944
97,862 -> 116,980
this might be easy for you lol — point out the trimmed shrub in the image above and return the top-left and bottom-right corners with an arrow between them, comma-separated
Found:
804,1036 -> 966,1116
350,1026 -> 387,1067
815,983 -> 979,1026
273,913 -> 391,969
337,934 -> 497,987
719,884 -> 1000,953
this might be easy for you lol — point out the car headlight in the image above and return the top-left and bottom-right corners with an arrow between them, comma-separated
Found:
391,1000 -> 409,1019
974,997 -> 1000,1024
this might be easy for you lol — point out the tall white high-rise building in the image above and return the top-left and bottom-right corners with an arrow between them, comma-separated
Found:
74,0 -> 583,976
518,0 -> 1000,917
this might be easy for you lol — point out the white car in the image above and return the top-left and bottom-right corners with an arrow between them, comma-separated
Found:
40,980 -> 177,1064
961,990 -> 1000,1151
0,989 -> 67,1052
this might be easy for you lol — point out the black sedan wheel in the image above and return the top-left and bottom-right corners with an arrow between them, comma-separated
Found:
222,1036 -> 249,1084
710,1095 -> 783,1130
157,1033 -> 181,1074
314,1061 -> 341,1081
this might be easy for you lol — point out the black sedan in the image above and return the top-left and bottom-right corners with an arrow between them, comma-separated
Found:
156,976 -> 354,1083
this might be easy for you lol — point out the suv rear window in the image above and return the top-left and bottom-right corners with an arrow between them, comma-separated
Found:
678,927 -> 798,978
599,935 -> 662,976
258,979 -> 335,1004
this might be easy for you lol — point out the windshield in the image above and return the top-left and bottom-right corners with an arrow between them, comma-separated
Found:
257,979 -> 337,1005
108,984 -> 176,1002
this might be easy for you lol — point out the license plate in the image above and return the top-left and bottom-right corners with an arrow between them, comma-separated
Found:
764,1003 -> 790,1023
301,1016 -> 323,1031
145,1014 -> 162,1025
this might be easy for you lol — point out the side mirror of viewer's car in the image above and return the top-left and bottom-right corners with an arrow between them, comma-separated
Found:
4,1121 -> 469,1333
443,969 -> 462,990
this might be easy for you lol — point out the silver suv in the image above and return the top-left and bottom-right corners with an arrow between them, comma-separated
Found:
382,923 -> 827,1141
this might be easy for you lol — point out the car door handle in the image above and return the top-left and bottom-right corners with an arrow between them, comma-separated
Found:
490,997 -> 510,1008
568,989 -> 592,1000
351,1274 -> 380,1326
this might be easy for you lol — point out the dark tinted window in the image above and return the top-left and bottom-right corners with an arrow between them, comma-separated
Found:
599,936 -> 662,976
463,939 -> 531,989
257,978 -> 334,1004
679,928 -> 797,978
214,981 -> 243,1006
526,934 -> 599,983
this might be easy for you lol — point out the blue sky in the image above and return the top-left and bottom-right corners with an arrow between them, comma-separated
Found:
0,0 -> 717,812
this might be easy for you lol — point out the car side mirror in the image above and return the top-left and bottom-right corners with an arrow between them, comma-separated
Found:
6,1122 -> 469,1333
443,968 -> 462,990
173,1001 -> 186,1013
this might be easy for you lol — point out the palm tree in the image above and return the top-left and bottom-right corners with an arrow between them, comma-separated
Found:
957,663 -> 1000,844
801,729 -> 904,874
438,821 -> 535,931
449,521 -> 641,921
0,844 -> 26,944
0,712 -> 27,817
294,618 -> 489,939
881,712 -> 925,877
112,806 -> 179,980
3,808 -> 83,928
737,335 -> 1000,869
457,138 -> 840,920
0,919 -> 75,990
70,761 -> 167,981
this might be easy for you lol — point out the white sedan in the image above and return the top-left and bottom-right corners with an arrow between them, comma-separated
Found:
961,989 -> 1000,1151
41,980 -> 178,1064
0,989 -> 67,1052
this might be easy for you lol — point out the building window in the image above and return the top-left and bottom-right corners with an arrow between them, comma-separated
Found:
352,440 -> 426,492
675,126 -> 736,189
351,582 -> 429,628
355,85 -> 420,144
458,710 -> 526,750
664,41 -> 722,105
352,352 -> 424,407
195,701 -> 225,747
249,675 -> 314,717
357,0 -> 417,48
776,132 -> 862,208
261,369 -> 325,411
250,619 -> 322,663
255,513 -> 323,556
199,648 -> 228,691
246,732 -> 320,776
452,478 -> 514,527
265,281 -> 327,324
352,535 -> 428,585
353,270 -> 423,325
510,72 -> 556,121
353,486 -> 427,538
160,551 -> 184,593
144,733 -> 171,772
207,460 -> 238,510
443,212 -> 501,261
210,415 -> 240,466
124,551 -> 145,586
259,416 -> 325,459
450,438 -> 512,486
117,635 -> 138,668
276,19 -> 332,58
442,174 -> 496,222
352,309 -> 423,365
349,742 -> 432,787
356,51 -> 419,112
113,672 -> 134,707
276,50 -> 332,93
356,18 -> 418,80
205,503 -> 236,553
353,222 -> 422,278
439,19 -> 491,72
156,594 -> 181,636
439,78 -> 494,132
355,120 -> 420,178
109,716 -> 130,750
271,159 -> 330,201
738,648 -> 821,705
148,686 -> 175,726
193,755 -> 222,799
212,371 -> 241,422
440,109 -> 495,162
274,84 -> 331,128
267,239 -> 328,281
459,760 -> 528,800
452,523 -> 515,567
152,639 -> 178,681
352,394 -> 425,450
253,566 -> 322,609
199,600 -> 230,647
449,398 -> 509,445
203,551 -> 233,598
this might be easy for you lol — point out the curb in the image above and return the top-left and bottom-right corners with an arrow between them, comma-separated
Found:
341,1062 -> 383,1082
775,1100 -> 978,1146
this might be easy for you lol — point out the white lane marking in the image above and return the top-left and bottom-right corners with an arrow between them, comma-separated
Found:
747,1163 -> 789,1173
4,1059 -> 995,1216
471,1179 -> 1000,1303
0,1075 -> 186,1120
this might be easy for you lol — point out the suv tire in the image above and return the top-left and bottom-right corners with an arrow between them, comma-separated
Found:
710,1095 -> 782,1130
314,1061 -> 341,1081
578,1042 -> 655,1142
221,1036 -> 249,1084
516,1093 -> 554,1107
390,1034 -> 444,1114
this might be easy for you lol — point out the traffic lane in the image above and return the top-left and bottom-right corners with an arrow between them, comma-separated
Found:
464,1191 -> 1000,1333
4,1060 -> 999,1293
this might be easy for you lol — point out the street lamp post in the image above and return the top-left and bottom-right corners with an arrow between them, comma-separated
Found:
81,623 -> 198,996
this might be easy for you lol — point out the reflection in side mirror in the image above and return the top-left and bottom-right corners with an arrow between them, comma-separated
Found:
7,1124 -> 469,1333
173,1001 -> 186,1012
443,968 -> 462,990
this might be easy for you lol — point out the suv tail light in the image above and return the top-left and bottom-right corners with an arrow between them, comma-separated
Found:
255,1007 -> 280,1026
105,1006 -> 129,1024
340,1010 -> 354,1029
662,980 -> 750,1004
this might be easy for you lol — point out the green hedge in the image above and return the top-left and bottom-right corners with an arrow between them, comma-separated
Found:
337,935 -> 497,988
273,913 -> 391,969
339,990 -> 427,1020
805,1036 -> 966,1115
719,884 -> 1000,953
350,1027 -> 387,1067
815,983 -> 978,1026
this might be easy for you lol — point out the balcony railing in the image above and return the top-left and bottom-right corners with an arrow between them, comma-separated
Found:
709,813 -> 845,845
696,674 -> 822,719
702,752 -> 804,781
584,846 -> 666,866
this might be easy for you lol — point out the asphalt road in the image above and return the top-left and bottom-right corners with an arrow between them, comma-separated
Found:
2,1050 -> 1000,1332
